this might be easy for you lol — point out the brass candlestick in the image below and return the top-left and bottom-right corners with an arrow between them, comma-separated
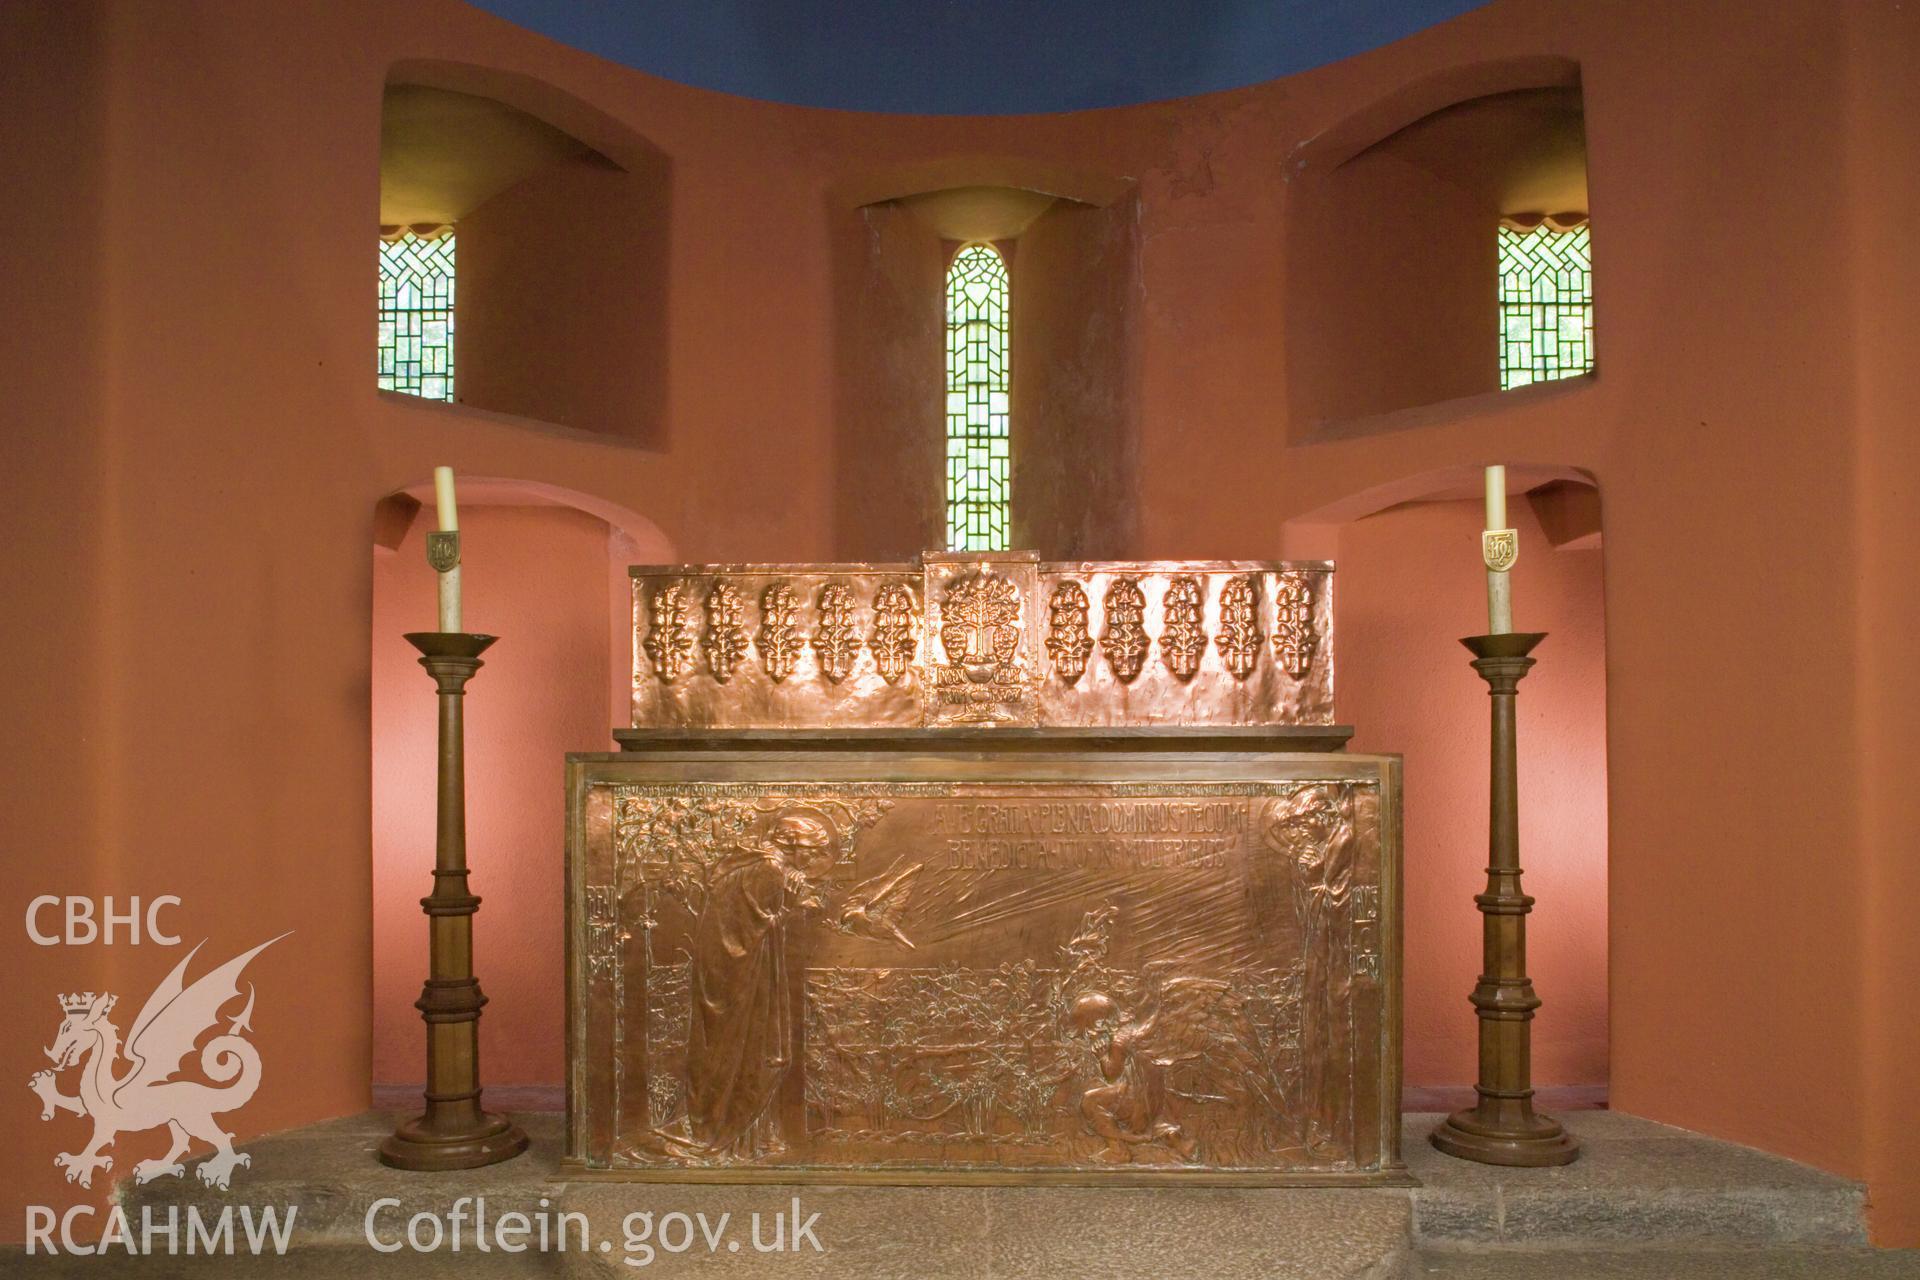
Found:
379,631 -> 529,1170
1430,632 -> 1579,1167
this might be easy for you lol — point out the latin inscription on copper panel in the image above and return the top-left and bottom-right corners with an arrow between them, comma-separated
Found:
567,755 -> 1402,1183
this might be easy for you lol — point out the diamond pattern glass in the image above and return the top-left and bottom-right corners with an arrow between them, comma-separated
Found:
378,230 -> 455,401
1499,223 -> 1592,390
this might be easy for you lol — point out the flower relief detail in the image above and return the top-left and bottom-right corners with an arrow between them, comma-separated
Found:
1100,578 -> 1149,684
643,583 -> 697,683
757,582 -> 805,683
1045,581 -> 1094,684
868,582 -> 919,686
813,584 -> 861,685
1273,572 -> 1316,678
1216,575 -> 1264,681
701,582 -> 750,685
1159,576 -> 1206,682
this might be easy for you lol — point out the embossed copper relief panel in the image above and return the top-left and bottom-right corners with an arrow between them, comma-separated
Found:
629,553 -> 1335,730
566,751 -> 1403,1183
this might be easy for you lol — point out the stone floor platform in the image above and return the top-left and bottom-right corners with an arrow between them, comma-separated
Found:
2,1110 -> 1913,1278
1414,1246 -> 1920,1278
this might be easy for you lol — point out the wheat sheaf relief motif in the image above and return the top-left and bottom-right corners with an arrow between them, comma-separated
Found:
1101,579 -> 1149,684
757,582 -> 805,683
1045,581 -> 1094,684
643,583 -> 696,683
702,582 -> 750,684
869,583 -> 919,686
813,584 -> 862,685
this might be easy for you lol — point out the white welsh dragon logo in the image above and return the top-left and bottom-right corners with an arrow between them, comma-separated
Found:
29,934 -> 287,1190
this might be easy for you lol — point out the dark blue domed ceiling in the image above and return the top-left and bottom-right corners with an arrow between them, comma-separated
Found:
465,0 -> 1490,116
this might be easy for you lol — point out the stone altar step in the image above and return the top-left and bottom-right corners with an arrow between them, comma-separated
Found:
10,1242 -> 1912,1280
1402,1110 -> 1870,1249
23,1109 -> 1898,1278
1412,1246 -> 1920,1279
18,1243 -> 1920,1280
102,1112 -> 1410,1278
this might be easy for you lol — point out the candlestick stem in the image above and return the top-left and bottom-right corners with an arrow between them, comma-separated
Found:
379,631 -> 528,1171
1430,631 -> 1578,1167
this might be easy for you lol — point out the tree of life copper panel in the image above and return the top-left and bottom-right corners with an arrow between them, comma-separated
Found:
568,770 -> 1400,1183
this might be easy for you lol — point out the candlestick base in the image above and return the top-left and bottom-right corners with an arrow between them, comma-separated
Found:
379,1110 -> 530,1172
1431,1105 -> 1579,1168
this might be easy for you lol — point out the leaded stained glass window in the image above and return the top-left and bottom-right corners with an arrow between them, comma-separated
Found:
378,230 -> 455,401
945,243 -> 1010,552
1498,223 -> 1592,390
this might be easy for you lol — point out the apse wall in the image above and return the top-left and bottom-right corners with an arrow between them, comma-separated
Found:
4,0 -> 1916,1244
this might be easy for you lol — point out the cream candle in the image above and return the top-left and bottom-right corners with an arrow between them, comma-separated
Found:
433,465 -> 461,632
434,466 -> 458,532
1483,464 -> 1513,634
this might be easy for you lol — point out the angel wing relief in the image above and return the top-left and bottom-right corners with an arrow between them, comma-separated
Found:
833,858 -> 923,950
30,933 -> 288,1190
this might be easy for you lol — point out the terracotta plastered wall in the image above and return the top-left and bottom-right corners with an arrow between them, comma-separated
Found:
456,151 -> 671,444
829,200 -> 948,559
1011,194 -> 1144,559
1,0 -> 123,1231
1286,146 -> 1497,427
2,0 -> 1914,1243
1845,0 -> 1920,1244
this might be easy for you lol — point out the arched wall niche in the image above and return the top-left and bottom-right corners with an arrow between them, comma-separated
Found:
369,478 -> 672,1099
1287,464 -> 1609,1099
386,59 -> 667,178
832,154 -> 1133,214
372,475 -> 673,741
1293,56 -> 1583,176
828,156 -> 1142,561
378,61 -> 672,447
1286,462 -> 1597,533
1285,57 -> 1592,435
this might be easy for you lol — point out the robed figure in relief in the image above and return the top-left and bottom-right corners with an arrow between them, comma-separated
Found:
684,815 -> 834,1157
680,812 -> 920,1159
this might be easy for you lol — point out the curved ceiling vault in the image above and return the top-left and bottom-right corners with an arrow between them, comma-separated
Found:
463,0 -> 1491,116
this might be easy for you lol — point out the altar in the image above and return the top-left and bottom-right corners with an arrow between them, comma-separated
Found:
566,553 -> 1404,1184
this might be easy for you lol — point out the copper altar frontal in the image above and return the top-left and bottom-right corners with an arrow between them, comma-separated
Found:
568,554 -> 1403,1185
567,750 -> 1401,1184
628,553 -> 1334,730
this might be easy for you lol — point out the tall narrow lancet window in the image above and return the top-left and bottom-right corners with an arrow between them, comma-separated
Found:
945,243 -> 1011,551
1498,219 -> 1592,390
378,227 -> 456,401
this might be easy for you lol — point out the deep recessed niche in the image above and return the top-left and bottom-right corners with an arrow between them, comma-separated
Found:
378,67 -> 669,445
1285,59 -> 1592,435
